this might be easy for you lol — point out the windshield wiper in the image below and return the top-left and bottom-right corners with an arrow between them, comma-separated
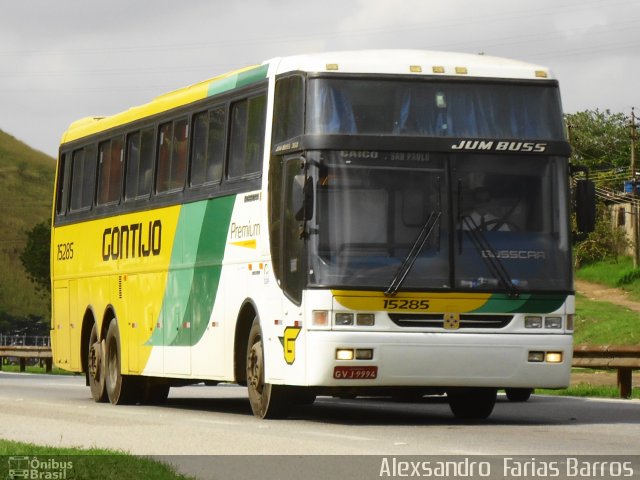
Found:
385,210 -> 441,296
460,215 -> 519,297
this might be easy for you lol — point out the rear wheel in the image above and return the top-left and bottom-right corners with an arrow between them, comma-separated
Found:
246,317 -> 292,419
105,319 -> 141,405
447,388 -> 497,420
87,323 -> 107,402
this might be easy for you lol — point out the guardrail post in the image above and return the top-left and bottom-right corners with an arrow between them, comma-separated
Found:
19,358 -> 26,372
618,368 -> 633,399
45,358 -> 52,373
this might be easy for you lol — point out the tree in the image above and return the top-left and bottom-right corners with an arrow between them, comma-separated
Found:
20,221 -> 51,298
566,109 -> 631,172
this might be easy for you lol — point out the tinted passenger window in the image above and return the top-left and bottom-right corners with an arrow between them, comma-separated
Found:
228,94 -> 266,178
157,118 -> 188,193
55,153 -> 68,215
125,128 -> 154,200
97,137 -> 123,205
191,107 -> 225,186
69,147 -> 97,212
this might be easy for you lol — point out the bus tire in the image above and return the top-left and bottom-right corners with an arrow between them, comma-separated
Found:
505,388 -> 533,402
246,317 -> 292,419
447,388 -> 497,420
87,323 -> 108,402
105,319 -> 140,405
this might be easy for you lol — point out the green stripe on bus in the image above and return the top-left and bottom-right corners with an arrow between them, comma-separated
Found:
207,64 -> 269,97
474,294 -> 567,314
147,196 -> 235,347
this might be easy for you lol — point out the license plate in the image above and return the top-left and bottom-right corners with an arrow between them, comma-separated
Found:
333,366 -> 378,380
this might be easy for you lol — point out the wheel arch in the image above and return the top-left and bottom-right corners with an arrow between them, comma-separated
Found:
80,306 -> 97,377
233,299 -> 259,386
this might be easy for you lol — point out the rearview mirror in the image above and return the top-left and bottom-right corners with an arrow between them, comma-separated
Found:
575,179 -> 596,233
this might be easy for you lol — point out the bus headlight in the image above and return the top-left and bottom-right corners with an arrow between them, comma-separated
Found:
544,317 -> 562,329
335,313 -> 354,326
525,316 -> 542,328
336,349 -> 354,360
356,314 -> 375,326
545,352 -> 563,363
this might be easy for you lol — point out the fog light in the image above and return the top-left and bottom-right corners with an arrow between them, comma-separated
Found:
336,349 -> 354,360
355,348 -> 373,360
546,352 -> 563,363
525,316 -> 542,328
335,313 -> 354,326
528,351 -> 545,362
544,316 -> 562,329
312,310 -> 328,327
356,314 -> 375,326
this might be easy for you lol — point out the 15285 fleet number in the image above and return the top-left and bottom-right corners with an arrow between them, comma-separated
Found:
382,298 -> 430,310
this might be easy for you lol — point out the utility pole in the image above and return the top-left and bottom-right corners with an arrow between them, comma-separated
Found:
631,108 -> 639,268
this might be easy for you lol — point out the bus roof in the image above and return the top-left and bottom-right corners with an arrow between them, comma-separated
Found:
60,49 -> 554,146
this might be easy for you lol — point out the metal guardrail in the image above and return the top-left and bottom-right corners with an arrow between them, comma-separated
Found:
0,345 -> 53,372
572,344 -> 640,398
0,334 -> 50,347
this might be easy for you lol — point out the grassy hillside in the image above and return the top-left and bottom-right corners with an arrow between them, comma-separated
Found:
0,129 -> 55,318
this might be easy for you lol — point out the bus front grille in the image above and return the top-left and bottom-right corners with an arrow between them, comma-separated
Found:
387,313 -> 514,329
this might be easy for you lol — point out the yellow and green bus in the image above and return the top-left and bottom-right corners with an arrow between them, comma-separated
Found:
51,50 -> 593,419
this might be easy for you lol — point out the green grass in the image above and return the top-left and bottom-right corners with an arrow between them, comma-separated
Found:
573,293 -> 640,344
539,384 -> 640,400
0,439 -> 193,479
0,129 -> 55,319
576,256 -> 640,302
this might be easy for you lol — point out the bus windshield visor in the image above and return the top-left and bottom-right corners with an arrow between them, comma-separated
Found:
306,78 -> 565,139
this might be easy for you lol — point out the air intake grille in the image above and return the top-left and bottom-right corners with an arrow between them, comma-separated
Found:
388,313 -> 513,329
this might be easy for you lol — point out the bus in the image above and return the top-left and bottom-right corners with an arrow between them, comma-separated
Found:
51,50 -> 594,419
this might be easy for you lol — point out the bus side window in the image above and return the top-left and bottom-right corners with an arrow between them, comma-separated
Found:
126,129 -> 155,200
228,93 -> 266,179
156,119 -> 188,193
191,107 -> 225,187
55,153 -> 68,216
273,76 -> 304,144
97,137 -> 123,205
69,146 -> 97,212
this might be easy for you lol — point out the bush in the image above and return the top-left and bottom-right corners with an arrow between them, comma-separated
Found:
574,204 -> 628,268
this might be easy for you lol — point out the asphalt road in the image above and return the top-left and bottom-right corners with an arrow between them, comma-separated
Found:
1,372 -> 638,478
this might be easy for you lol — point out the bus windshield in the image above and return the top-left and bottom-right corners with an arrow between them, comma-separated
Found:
307,151 -> 571,293
307,77 -> 565,140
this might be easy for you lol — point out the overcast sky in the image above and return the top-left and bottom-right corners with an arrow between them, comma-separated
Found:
1,0 -> 638,158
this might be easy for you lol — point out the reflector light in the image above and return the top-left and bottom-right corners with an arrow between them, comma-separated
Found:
535,70 -> 548,78
326,63 -> 339,71
455,66 -> 468,74
410,65 -> 422,73
566,314 -> 574,331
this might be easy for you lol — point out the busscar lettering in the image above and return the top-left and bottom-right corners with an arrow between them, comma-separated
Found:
102,219 -> 162,261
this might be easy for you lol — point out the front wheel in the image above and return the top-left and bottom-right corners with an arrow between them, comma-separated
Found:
246,317 -> 292,419
505,388 -> 533,402
447,388 -> 497,420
